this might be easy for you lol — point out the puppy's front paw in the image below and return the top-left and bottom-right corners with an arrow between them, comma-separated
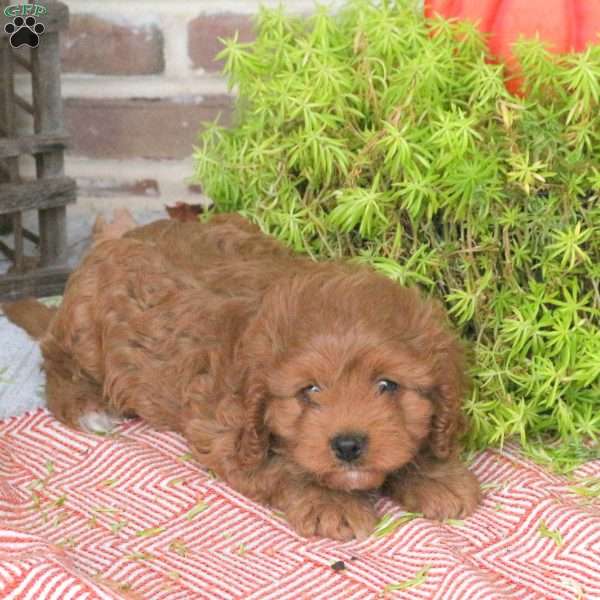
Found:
390,460 -> 480,521
285,488 -> 377,541
79,411 -> 124,435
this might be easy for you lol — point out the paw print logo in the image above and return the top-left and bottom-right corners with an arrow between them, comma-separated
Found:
4,16 -> 45,48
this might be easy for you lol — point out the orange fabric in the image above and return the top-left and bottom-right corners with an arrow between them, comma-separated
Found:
425,0 -> 600,93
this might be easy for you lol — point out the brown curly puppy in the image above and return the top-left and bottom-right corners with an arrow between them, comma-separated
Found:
3,213 -> 480,540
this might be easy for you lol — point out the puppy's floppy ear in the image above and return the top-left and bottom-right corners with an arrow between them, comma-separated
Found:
232,275 -> 299,468
429,356 -> 468,459
398,290 -> 468,460
426,307 -> 469,460
237,372 -> 270,468
233,297 -> 285,469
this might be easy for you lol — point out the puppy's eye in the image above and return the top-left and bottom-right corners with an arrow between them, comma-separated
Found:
299,384 -> 320,405
301,384 -> 320,396
377,379 -> 399,394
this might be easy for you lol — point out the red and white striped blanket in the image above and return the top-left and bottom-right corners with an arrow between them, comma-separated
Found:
1,409 -> 598,599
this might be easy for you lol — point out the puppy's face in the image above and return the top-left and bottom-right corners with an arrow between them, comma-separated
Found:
265,334 -> 435,491
239,267 -> 466,492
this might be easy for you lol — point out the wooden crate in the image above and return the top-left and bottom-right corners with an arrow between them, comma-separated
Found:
0,1 -> 76,300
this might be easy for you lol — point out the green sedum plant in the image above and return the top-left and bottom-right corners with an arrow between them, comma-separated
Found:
193,0 -> 600,472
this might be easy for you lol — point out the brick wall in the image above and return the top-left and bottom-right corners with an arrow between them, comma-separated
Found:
48,1 -> 324,211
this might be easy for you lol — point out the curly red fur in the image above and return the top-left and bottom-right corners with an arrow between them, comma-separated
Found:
4,213 -> 480,540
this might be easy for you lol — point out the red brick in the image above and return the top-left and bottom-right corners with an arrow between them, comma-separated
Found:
188,14 -> 255,72
64,97 -> 233,160
61,15 -> 164,75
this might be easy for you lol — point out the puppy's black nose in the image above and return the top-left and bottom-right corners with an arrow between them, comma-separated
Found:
331,433 -> 367,462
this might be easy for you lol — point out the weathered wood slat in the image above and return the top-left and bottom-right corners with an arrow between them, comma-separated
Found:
12,211 -> 24,272
0,39 -> 18,237
0,176 -> 76,213
0,44 -> 15,134
0,265 -> 70,301
38,205 -> 67,266
11,51 -> 31,72
0,239 -> 14,260
0,226 -> 41,251
22,226 -> 39,244
0,133 -> 69,158
31,27 -> 67,267
13,94 -> 34,114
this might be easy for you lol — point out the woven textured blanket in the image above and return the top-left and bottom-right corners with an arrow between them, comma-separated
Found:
0,409 -> 598,600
